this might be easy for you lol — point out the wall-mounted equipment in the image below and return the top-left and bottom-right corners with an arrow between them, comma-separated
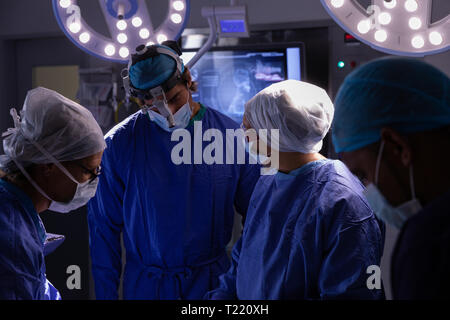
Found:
320,0 -> 449,57
52,0 -> 190,63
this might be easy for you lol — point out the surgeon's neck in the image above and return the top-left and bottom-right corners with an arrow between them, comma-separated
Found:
5,176 -> 51,214
277,152 -> 326,174
189,99 -> 201,119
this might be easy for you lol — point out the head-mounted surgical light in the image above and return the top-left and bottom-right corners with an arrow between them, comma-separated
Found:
321,0 -> 449,57
121,41 -> 185,128
52,0 -> 190,63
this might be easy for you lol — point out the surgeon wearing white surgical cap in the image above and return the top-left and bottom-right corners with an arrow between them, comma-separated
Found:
0,87 -> 106,300
207,80 -> 385,300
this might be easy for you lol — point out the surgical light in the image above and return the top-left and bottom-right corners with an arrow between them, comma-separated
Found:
331,0 -> 344,8
139,28 -> 150,39
132,17 -> 142,27
68,22 -> 81,33
52,0 -> 190,64
375,29 -> 388,42
105,44 -> 116,56
173,1 -> 185,11
59,0 -> 71,8
429,31 -> 443,46
119,47 -> 130,58
405,0 -> 418,13
383,0 -> 396,9
157,34 -> 168,43
79,32 -> 91,43
116,20 -> 127,31
320,0 -> 449,57
171,13 -> 182,24
117,33 -> 128,44
409,17 -> 422,30
357,19 -> 371,34
378,12 -> 391,25
412,35 -> 425,48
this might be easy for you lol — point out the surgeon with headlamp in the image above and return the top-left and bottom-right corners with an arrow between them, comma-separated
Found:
88,41 -> 261,300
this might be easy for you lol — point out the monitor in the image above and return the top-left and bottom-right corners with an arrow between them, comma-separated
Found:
181,43 -> 305,124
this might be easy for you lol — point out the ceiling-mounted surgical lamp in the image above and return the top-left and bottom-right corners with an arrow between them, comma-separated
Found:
320,0 -> 449,57
53,0 -> 190,64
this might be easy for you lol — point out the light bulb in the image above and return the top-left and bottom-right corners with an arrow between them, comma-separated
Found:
405,0 -> 418,13
119,47 -> 130,58
383,0 -> 396,9
375,30 -> 388,42
139,28 -> 150,39
173,1 -> 185,11
171,13 -> 182,24
68,22 -> 81,33
378,12 -> 391,25
157,34 -> 167,43
409,17 -> 422,30
429,31 -> 443,46
357,20 -> 371,34
105,44 -> 116,56
116,20 -> 127,31
117,33 -> 128,44
331,0 -> 344,8
132,17 -> 142,27
59,0 -> 71,8
411,36 -> 424,49
79,32 -> 90,44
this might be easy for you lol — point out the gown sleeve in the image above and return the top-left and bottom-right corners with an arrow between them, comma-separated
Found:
87,138 -> 125,300
317,193 -> 385,300
204,237 -> 243,300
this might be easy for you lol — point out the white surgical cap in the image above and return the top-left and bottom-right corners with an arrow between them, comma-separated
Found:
244,80 -> 334,153
0,87 -> 106,173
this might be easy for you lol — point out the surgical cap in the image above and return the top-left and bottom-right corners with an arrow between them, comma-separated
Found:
129,45 -> 184,90
244,80 -> 334,153
0,87 -> 106,173
332,57 -> 450,153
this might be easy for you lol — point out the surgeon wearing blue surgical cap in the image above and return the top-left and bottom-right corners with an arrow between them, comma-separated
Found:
206,80 -> 385,300
87,42 -> 261,300
332,57 -> 450,299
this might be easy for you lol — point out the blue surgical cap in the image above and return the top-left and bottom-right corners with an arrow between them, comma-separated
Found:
129,45 -> 184,90
332,57 -> 450,153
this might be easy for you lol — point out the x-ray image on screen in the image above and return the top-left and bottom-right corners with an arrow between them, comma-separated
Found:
185,51 -> 288,124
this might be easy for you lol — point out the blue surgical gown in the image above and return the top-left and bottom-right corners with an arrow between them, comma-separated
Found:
206,159 -> 385,300
0,179 -> 61,300
87,105 -> 260,300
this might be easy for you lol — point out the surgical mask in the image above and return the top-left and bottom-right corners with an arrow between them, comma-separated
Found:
244,139 -> 270,165
10,139 -> 100,214
49,177 -> 99,213
363,141 -> 422,229
148,100 -> 192,132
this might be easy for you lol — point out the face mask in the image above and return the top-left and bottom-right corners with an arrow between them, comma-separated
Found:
49,177 -> 99,213
363,141 -> 422,229
148,100 -> 192,132
243,137 -> 270,165
10,139 -> 100,214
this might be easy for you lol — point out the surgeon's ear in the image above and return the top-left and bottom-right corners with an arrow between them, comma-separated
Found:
380,127 -> 412,167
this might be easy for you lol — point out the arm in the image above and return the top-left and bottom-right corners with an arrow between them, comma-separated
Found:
87,139 -> 124,300
318,198 -> 385,300
204,237 -> 242,300
234,162 -> 260,223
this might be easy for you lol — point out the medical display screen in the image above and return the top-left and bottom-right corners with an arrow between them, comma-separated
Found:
182,48 -> 302,124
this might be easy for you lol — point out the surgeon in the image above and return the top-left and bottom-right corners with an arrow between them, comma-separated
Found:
87,41 -> 260,300
0,87 -> 105,299
332,57 -> 450,299
206,80 -> 385,299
